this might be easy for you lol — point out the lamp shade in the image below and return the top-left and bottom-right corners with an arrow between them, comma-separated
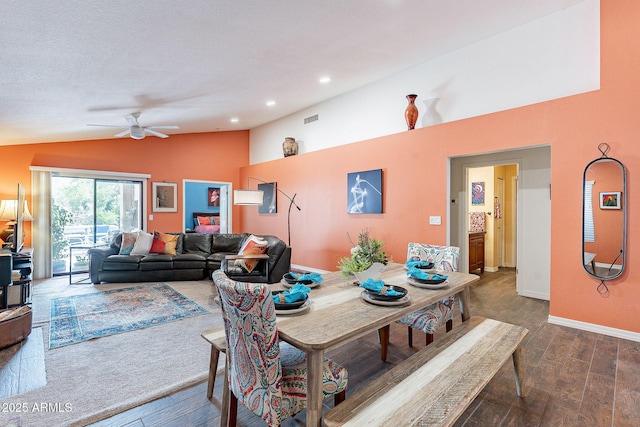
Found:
234,190 -> 264,205
0,200 -> 17,222
22,200 -> 34,221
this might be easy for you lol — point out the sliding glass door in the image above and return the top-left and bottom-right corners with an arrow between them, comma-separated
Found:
51,175 -> 143,275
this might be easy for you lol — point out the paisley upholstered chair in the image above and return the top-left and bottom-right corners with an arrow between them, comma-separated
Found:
379,243 -> 460,359
212,270 -> 348,427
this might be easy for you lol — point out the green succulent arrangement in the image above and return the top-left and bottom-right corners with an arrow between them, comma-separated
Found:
337,229 -> 389,278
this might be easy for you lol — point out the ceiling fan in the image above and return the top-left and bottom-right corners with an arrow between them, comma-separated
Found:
87,112 -> 179,140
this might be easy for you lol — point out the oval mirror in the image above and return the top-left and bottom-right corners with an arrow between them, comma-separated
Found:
582,151 -> 627,281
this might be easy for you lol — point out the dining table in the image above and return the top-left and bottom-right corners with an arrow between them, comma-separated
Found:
272,262 -> 480,427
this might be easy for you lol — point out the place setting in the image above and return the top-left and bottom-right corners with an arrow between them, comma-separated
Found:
281,271 -> 323,289
273,283 -> 312,315
406,266 -> 449,289
358,278 -> 411,307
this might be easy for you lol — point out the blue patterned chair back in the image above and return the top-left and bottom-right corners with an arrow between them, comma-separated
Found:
407,243 -> 460,272
212,270 -> 283,425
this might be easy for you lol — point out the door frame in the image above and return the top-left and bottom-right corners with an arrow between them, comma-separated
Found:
448,146 -> 550,300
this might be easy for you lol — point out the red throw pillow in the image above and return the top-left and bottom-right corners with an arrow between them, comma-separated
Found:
149,236 -> 166,254
197,216 -> 211,225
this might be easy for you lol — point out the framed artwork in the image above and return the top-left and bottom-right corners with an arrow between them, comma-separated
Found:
599,192 -> 621,209
471,182 -> 485,206
258,182 -> 277,213
208,187 -> 220,207
347,169 -> 383,214
152,182 -> 178,212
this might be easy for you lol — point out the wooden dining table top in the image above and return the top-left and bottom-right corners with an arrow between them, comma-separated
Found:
273,263 -> 480,352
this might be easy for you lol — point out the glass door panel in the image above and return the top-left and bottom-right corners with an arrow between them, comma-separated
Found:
51,175 -> 143,276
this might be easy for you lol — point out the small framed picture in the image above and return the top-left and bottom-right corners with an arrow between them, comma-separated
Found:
599,192 -> 621,209
152,182 -> 178,212
208,187 -> 220,207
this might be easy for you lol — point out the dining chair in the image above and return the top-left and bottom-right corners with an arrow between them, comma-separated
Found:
380,243 -> 460,359
399,243 -> 459,346
211,270 -> 349,427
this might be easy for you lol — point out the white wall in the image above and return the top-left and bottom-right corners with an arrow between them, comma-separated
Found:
250,0 -> 599,164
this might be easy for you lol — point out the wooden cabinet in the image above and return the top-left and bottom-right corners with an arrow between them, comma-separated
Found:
468,233 -> 485,274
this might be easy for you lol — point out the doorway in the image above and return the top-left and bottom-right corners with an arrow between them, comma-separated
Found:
183,180 -> 232,233
449,146 -> 550,300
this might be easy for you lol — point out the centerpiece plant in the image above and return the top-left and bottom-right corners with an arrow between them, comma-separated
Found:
338,229 -> 389,279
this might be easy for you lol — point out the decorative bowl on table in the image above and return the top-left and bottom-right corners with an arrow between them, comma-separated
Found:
272,291 -> 308,310
283,273 -> 313,285
365,285 -> 408,302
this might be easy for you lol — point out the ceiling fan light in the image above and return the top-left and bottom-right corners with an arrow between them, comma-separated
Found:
130,126 -> 145,139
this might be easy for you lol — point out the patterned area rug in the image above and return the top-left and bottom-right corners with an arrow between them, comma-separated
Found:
49,283 -> 208,349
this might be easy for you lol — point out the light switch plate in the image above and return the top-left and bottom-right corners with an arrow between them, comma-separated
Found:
429,216 -> 441,225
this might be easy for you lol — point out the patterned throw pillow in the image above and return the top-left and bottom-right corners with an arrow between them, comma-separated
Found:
234,234 -> 268,273
154,232 -> 179,255
119,232 -> 138,255
131,231 -> 153,255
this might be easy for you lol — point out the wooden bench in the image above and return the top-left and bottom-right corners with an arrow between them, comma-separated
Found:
324,317 -> 528,427
200,327 -> 227,399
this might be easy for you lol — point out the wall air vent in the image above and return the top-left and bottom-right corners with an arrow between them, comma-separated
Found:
304,114 -> 318,124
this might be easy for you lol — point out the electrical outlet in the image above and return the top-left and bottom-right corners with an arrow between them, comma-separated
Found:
429,216 -> 441,225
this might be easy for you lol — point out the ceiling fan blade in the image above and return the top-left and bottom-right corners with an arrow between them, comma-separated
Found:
144,128 -> 169,138
114,129 -> 131,138
87,124 -> 128,128
145,125 -> 179,130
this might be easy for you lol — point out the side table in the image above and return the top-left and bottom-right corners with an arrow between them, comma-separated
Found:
69,242 -> 107,284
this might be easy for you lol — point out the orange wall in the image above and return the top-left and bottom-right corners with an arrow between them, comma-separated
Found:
239,0 -> 640,333
0,131 -> 250,239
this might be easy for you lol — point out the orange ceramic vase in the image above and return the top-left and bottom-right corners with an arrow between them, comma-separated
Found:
405,94 -> 418,130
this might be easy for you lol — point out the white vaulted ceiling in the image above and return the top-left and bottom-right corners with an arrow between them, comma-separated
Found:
0,0 -> 587,146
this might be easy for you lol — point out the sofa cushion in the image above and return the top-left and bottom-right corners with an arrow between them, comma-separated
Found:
173,253 -> 207,269
183,233 -> 212,255
119,232 -> 138,255
211,234 -> 246,253
103,255 -> 143,271
139,254 -> 174,270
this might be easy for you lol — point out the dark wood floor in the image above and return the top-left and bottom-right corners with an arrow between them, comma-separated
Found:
89,268 -> 639,427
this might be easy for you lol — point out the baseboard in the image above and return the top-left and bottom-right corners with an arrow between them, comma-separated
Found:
484,266 -> 499,273
548,315 -> 640,342
291,264 -> 330,274
519,290 -> 549,301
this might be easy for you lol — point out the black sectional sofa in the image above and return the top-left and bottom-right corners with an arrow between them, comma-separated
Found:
88,232 -> 291,284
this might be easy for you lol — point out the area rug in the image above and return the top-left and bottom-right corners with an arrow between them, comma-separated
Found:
0,279 -> 223,427
49,283 -> 208,349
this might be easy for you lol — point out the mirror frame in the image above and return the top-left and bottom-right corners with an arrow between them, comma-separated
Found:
582,154 -> 627,282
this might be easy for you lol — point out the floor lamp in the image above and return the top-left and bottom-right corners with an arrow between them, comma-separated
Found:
233,177 -> 301,246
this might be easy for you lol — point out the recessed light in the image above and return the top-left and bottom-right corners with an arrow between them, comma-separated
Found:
266,100 -> 276,107
230,117 -> 239,123
319,76 -> 331,84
